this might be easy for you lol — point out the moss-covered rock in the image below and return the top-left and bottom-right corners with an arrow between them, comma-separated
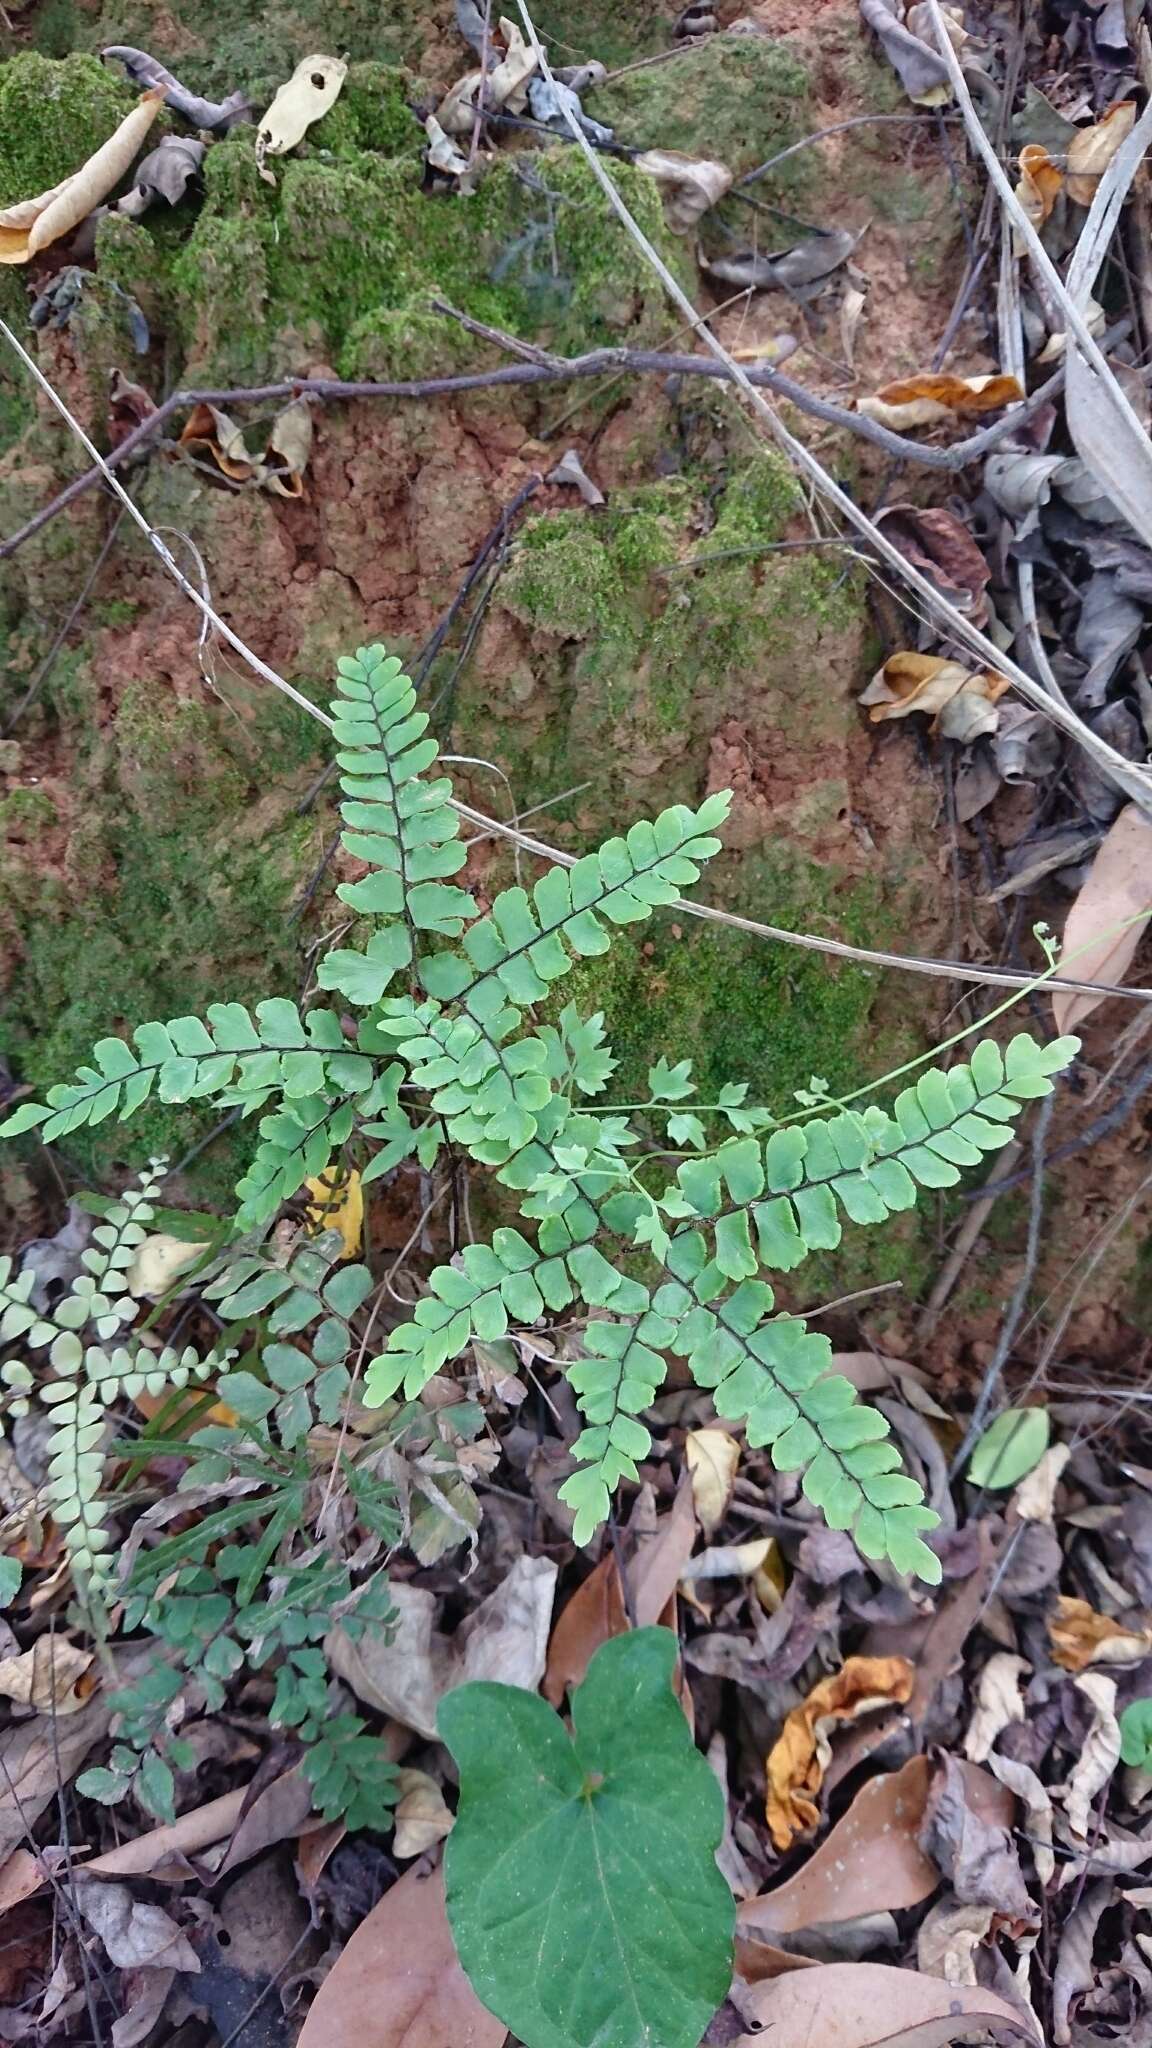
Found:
0,52 -> 133,205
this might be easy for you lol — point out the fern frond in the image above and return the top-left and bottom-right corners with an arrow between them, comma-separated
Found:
418,794 -> 730,1013
315,645 -> 475,1004
662,1034 -> 1080,1275
0,1002 -> 368,1145
1,1161 -> 227,1590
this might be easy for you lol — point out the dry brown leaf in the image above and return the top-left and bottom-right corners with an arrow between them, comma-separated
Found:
857,372 -> 1024,431
0,91 -> 162,264
680,1536 -> 777,1582
728,1959 -> 1041,2048
634,148 -> 732,232
543,1483 -> 696,1705
296,1864 -> 506,2048
329,1553 -> 556,1739
860,653 -> 1011,740
437,17 -> 537,134
685,1427 -> 739,1533
1050,1593 -> 1152,1672
256,55 -> 347,183
74,1879 -> 199,1972
0,1689 -> 109,1863
875,504 -> 991,624
1067,100 -> 1137,205
1062,1672 -> 1121,1839
1051,804 -> 1152,1033
963,1651 -> 1029,1763
392,1768 -> 454,1859
1015,142 -> 1064,228
986,1751 -> 1054,1885
738,1756 -> 1013,1958
0,1636 -> 94,1714
766,1656 -> 915,1850
264,397 -> 314,498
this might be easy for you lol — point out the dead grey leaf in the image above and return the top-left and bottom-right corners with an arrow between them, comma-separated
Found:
327,1552 -> 556,1739
703,227 -> 856,295
840,284 -> 867,370
919,1751 -> 1038,1923
954,745 -> 1001,823
527,75 -> 615,147
116,136 -> 204,218
635,149 -> 732,232
859,0 -> 952,103
993,704 -> 1061,787
110,1968 -> 175,2048
707,1733 -> 758,1899
75,1879 -> 199,1972
102,47 -> 251,130
18,1204 -> 91,1310
1013,1443 -> 1071,1522
1053,1879 -> 1112,2044
984,448 -> 1065,536
1052,804 -> 1152,1033
547,448 -> 605,505
455,0 -> 489,56
424,114 -> 472,179
963,1653 -> 1029,1764
1074,570 -> 1144,706
1062,1672 -> 1122,1840
916,1895 -> 994,1984
264,398 -> 314,498
987,1751 -> 1055,1884
985,825 -> 1102,902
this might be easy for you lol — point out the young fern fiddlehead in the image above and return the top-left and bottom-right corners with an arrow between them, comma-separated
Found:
2,644 -> 1080,1585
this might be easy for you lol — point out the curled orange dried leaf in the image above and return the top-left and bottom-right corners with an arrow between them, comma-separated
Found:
766,1655 -> 914,1850
1016,142 -> 1063,228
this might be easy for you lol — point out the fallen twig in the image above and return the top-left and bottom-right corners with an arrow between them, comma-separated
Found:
0,342 -> 1078,566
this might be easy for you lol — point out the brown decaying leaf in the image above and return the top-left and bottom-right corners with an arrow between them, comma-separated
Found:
766,1656 -> 914,1850
542,1482 -> 696,1704
1066,101 -> 1137,205
329,1552 -> 557,1739
1015,142 -> 1063,228
987,1751 -> 1054,1885
0,1688 -> 109,1864
919,1751 -> 1036,1926
1051,803 -> 1152,1033
860,653 -> 1011,741
728,1959 -> 1041,2048
875,505 -> 991,624
296,1865 -> 507,2048
738,1755 -> 1014,1961
1049,1594 -> 1152,1672
1052,1878 -> 1112,2045
857,372 -> 1025,432
0,91 -> 163,264
0,1636 -> 94,1714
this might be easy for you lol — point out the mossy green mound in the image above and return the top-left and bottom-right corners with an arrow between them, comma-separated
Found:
588,35 -> 811,184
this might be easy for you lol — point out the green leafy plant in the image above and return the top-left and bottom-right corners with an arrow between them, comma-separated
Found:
439,1628 -> 734,2048
0,1157 -> 228,1592
968,1406 -> 1051,1490
1120,1697 -> 1152,1769
3,643 -> 1080,1586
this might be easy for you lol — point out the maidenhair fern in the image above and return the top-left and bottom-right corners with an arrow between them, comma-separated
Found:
3,645 -> 1080,1584
0,1158 -> 228,1592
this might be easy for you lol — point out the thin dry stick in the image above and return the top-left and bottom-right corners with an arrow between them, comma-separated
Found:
0,340 -> 1084,567
512,0 -> 1152,821
6,323 -> 1152,1009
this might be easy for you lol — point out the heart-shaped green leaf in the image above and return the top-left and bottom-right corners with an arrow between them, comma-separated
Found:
438,1626 -> 733,2048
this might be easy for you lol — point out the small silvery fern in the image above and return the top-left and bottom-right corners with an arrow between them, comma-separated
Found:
2,646 -> 1080,1584
0,1158 -> 228,1593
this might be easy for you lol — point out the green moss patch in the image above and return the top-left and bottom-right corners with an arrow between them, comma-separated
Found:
588,35 -> 811,184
